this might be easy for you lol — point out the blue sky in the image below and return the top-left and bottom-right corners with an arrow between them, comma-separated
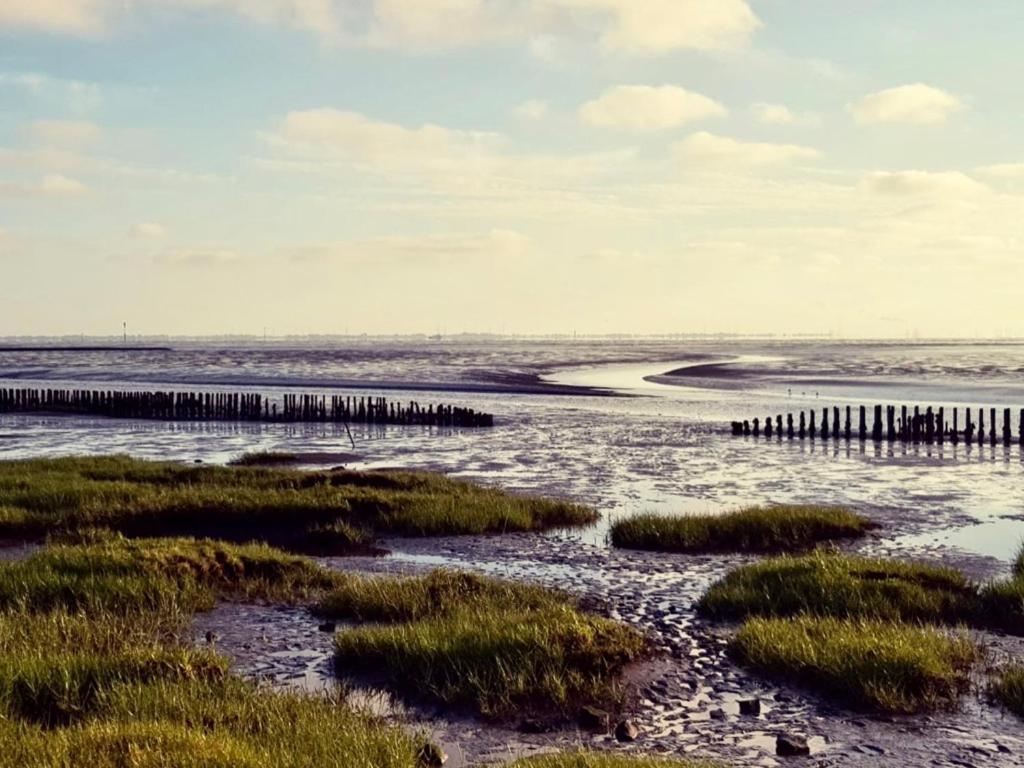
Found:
2,1 -> 1024,337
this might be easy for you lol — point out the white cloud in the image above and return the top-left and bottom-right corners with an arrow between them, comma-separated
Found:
287,229 -> 531,264
675,131 -> 820,169
0,0 -> 107,36
514,99 -> 548,121
130,222 -> 167,239
848,84 -> 963,125
750,103 -> 819,127
39,173 -> 89,194
271,109 -> 501,173
862,170 -> 988,198
580,85 -> 726,132
155,248 -> 239,267
976,163 -> 1024,179
0,173 -> 89,197
0,0 -> 759,55
560,0 -> 760,54
751,102 -> 795,125
25,119 -> 103,147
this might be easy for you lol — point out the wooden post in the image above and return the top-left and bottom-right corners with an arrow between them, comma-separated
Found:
1004,408 -> 1012,446
859,406 -> 867,440
787,414 -> 794,439
873,405 -> 883,441
809,410 -> 816,439
845,406 -> 852,441
937,407 -> 944,444
821,409 -> 829,439
764,416 -> 772,438
799,412 -> 806,439
979,408 -> 985,445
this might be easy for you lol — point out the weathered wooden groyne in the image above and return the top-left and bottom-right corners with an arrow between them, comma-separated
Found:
0,387 -> 493,427
731,405 -> 1024,447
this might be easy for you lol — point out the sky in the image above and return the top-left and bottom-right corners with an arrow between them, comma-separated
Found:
2,1 -> 1024,338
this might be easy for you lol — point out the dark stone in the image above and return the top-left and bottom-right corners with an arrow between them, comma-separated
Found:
318,621 -> 337,633
204,630 -> 218,644
709,708 -> 727,721
738,698 -> 761,716
614,719 -> 640,742
417,743 -> 447,767
578,705 -> 610,732
776,733 -> 810,757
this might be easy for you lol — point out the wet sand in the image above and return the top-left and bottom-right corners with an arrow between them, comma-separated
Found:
194,523 -> 1024,767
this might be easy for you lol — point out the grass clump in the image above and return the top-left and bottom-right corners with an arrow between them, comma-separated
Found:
731,615 -> 978,713
322,570 -> 647,721
698,551 -> 977,624
0,680 -> 423,768
989,664 -> 1024,717
611,506 -> 871,554
228,451 -> 299,466
0,456 -> 596,553
508,753 -> 718,768
0,536 -> 340,615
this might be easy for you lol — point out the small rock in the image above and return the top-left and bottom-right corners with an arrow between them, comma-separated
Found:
709,708 -> 727,721
416,743 -> 447,767
738,698 -> 761,716
204,631 -> 218,644
776,733 -> 810,757
578,705 -> 610,732
615,719 -> 640,742
318,621 -> 337,633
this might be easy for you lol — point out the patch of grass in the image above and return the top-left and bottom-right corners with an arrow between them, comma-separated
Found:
508,753 -> 719,768
228,451 -> 299,466
316,569 -> 566,622
731,615 -> 978,713
0,536 -> 340,615
989,664 -> 1024,718
0,680 -> 423,767
698,551 -> 977,624
325,570 -> 647,720
0,456 -> 596,553
611,506 -> 872,554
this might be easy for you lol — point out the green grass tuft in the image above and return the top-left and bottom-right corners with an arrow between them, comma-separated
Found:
0,536 -> 340,615
698,551 -> 977,624
989,664 -> 1024,718
731,615 -> 978,713
316,569 -> 566,623
228,451 -> 299,466
611,506 -> 872,554
324,570 -> 647,720
0,456 -> 596,553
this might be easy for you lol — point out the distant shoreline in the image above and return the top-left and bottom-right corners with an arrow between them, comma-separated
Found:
0,346 -> 173,353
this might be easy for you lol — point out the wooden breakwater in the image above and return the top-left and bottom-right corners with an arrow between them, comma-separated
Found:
0,387 -> 494,427
731,405 -> 1024,447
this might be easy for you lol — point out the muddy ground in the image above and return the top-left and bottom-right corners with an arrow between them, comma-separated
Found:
193,521 -> 1024,768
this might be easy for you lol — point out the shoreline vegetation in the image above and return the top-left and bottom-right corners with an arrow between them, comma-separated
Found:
700,548 -> 1024,714
0,456 -> 686,767
610,507 -> 872,553
0,456 -> 597,555
319,570 -> 648,720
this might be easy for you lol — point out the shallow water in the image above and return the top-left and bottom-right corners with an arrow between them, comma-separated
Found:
2,339 -> 1024,568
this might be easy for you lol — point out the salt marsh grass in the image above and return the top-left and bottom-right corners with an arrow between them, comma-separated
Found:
611,506 -> 871,554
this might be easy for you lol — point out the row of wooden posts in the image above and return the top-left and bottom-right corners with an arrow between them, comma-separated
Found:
731,405 -> 1024,447
0,387 -> 494,428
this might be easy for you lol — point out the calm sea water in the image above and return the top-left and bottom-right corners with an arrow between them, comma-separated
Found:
2,338 -> 1023,567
